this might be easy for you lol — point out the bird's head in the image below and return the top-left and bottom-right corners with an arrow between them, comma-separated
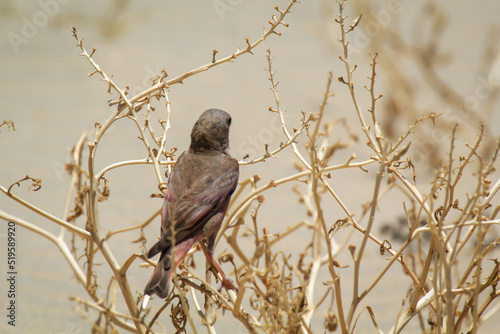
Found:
190,109 -> 232,154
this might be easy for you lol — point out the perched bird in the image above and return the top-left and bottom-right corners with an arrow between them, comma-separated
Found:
142,109 -> 239,309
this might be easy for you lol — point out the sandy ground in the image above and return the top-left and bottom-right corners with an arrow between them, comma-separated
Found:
1,0 -> 500,333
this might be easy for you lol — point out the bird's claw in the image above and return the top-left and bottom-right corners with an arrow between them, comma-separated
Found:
218,277 -> 238,293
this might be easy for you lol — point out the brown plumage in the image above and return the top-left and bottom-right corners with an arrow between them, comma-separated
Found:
143,109 -> 239,301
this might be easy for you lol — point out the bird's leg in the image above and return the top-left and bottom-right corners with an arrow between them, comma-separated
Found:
201,243 -> 238,293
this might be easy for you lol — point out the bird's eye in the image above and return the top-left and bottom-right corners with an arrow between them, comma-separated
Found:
227,118 -> 232,126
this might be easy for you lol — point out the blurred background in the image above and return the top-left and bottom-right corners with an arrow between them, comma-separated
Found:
1,0 -> 500,333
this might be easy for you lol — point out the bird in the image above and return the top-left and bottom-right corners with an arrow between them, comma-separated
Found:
141,108 -> 239,311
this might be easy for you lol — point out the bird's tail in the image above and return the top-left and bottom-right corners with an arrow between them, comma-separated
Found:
144,254 -> 171,299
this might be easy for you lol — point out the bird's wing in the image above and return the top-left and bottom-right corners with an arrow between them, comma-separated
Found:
147,155 -> 239,258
